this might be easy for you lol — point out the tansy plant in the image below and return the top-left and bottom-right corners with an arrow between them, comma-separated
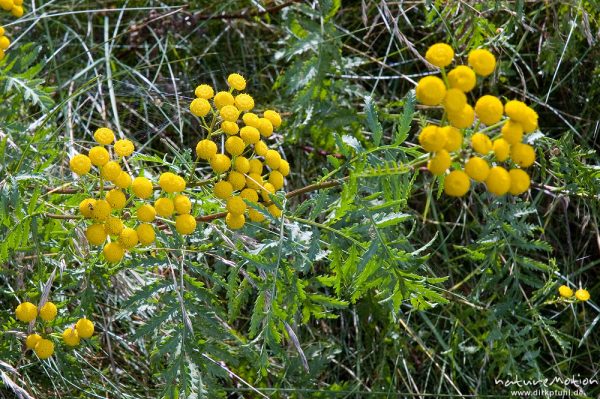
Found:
14,300 -> 94,360
191,73 -> 288,230
416,43 -> 538,198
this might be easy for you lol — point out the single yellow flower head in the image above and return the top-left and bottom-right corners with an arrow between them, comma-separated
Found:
62,328 -> 80,347
159,172 -> 186,193
175,214 -> 197,235
105,189 -> 126,209
441,126 -> 463,152
104,216 -> 124,236
220,104 -> 240,122
248,206 -> 266,222
214,180 -> 233,199
210,154 -> 232,174
79,198 -> 96,218
427,149 -> 451,175
228,171 -> 247,191
34,339 -> 54,360
132,176 -> 153,199
227,73 -> 246,91
196,139 -> 218,160
425,43 -> 454,68
226,196 -> 247,215
86,223 -> 107,245
501,120 -> 524,144
264,110 -> 282,128
221,121 -> 239,135
248,158 -> 263,174
225,136 -> 246,156
137,224 -> 155,245
471,132 -> 493,155
520,106 -> 539,133
119,227 -> 138,249
278,159 -> 290,177
11,5 -> 23,18
475,95 -> 503,125
447,104 -> 475,129
91,199 -> 111,221
245,173 -> 263,190
468,49 -> 496,77
0,36 -> 8,50
190,98 -> 211,117
443,88 -> 467,113
114,172 -> 132,189
89,146 -> 110,166
26,333 -> 42,350
70,154 -> 91,175
195,84 -> 214,99
465,157 -> 490,182
255,140 -> 269,156
511,143 -> 535,167
234,156 -> 250,174
94,127 -> 115,145
508,169 -> 530,195
575,289 -> 590,302
444,170 -> 470,197
235,93 -> 254,111
154,197 -> 175,217
136,204 -> 156,222
75,318 -> 95,338
0,48 -> 5,61
15,302 -> 37,323
242,112 -> 261,128
114,139 -> 135,157
558,285 -> 573,298
174,194 -> 192,214
415,76 -> 447,106
240,188 -> 259,202
261,182 -> 276,202
268,171 -> 284,190
226,212 -> 245,229
492,138 -> 511,162
214,91 -> 235,109
268,204 -> 282,217
485,166 -> 511,196
103,242 -> 124,263
240,126 -> 261,144
418,125 -> 447,153
264,149 -> 282,169
504,100 -> 529,122
39,302 -> 57,322
447,66 -> 477,92
100,161 -> 122,181
258,118 -> 274,138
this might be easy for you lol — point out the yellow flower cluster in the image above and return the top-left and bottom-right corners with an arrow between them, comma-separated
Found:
0,26 -> 10,61
558,285 -> 590,302
70,128 -> 196,262
416,43 -> 539,198
0,0 -> 24,18
191,73 -> 289,230
15,300 -> 94,360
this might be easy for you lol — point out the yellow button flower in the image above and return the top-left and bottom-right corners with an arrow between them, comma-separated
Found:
91,199 -> 111,221
70,154 -> 91,175
240,126 -> 260,144
79,198 -> 96,218
242,112 -> 261,128
220,104 -> 240,122
214,180 -> 233,199
558,285 -> 573,298
255,140 -> 269,156
75,318 -> 95,338
225,136 -> 246,156
227,73 -> 246,91
132,176 -> 153,199
468,49 -> 496,77
245,173 -> 263,190
268,204 -> 282,217
226,213 -> 245,229
34,339 -> 54,360
155,197 -> 174,217
443,88 -> 467,113
39,302 -> 57,322
210,154 -> 232,174
103,242 -> 124,262
86,224 -> 107,245
190,98 -> 211,117
447,104 -> 475,129
89,146 -> 110,166
447,66 -> 476,92
114,139 -> 135,157
265,149 -> 282,169
175,214 -> 197,235
114,172 -> 132,189
196,139 -> 218,160
264,110 -> 282,128
427,150 -> 451,175
234,156 -> 250,174
137,224 -> 155,245
214,91 -> 235,109
465,157 -> 490,182
229,171 -> 247,190
418,125 -> 447,153
119,227 -> 138,249
100,161 -> 122,181
240,188 -> 259,202
248,207 -> 266,222
62,328 -> 80,347
425,43 -> 454,68
268,171 -> 285,190
26,333 -> 42,350
194,84 -> 214,99
174,194 -> 192,214
441,126 -> 463,152
485,166 -> 511,196
501,120 -> 524,144
105,189 -> 126,209
248,158 -> 263,174
475,95 -> 503,125
278,159 -> 290,176
226,196 -> 247,215
104,216 -> 124,236
444,170 -> 470,197
492,138 -> 511,162
15,301 -> 37,322
511,143 -> 535,167
93,127 -> 114,145
415,76 -> 446,106
575,289 -> 590,302
235,93 -> 254,111
508,169 -> 530,195
471,132 -> 492,155
136,204 -> 156,222
221,121 -> 239,135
